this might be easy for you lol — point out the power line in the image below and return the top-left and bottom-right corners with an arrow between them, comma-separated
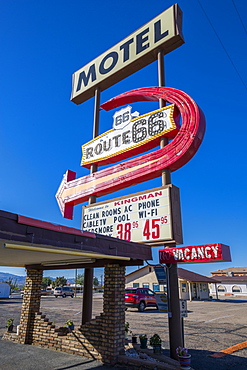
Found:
197,0 -> 247,91
231,0 -> 247,35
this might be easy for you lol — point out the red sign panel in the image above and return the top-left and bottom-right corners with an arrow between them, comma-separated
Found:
159,243 -> 231,264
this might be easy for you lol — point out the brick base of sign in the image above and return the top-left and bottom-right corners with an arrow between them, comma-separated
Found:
3,264 -> 126,365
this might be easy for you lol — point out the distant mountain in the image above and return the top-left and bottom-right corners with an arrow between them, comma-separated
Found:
0,271 -> 74,287
0,272 -> 26,287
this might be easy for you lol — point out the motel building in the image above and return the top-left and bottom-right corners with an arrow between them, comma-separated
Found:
209,267 -> 247,297
126,265 -> 219,301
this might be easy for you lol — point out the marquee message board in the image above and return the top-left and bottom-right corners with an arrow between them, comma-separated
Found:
159,243 -> 231,264
82,185 -> 183,245
71,4 -> 184,105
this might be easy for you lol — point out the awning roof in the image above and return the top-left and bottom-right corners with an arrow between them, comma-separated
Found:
0,210 -> 152,270
178,268 -> 220,283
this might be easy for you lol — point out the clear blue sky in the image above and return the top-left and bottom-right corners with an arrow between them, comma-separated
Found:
1,1 -> 247,279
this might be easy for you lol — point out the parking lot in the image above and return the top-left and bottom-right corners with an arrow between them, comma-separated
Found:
1,294 -> 247,367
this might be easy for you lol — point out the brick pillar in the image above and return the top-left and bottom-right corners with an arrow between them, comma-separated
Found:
19,269 -> 43,344
102,264 -> 126,364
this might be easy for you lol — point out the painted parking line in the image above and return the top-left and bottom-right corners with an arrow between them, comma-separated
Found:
205,314 -> 234,322
73,311 -> 82,315
210,340 -> 247,358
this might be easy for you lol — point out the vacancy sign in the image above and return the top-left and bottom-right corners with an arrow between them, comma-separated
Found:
82,185 -> 183,245
159,243 -> 231,264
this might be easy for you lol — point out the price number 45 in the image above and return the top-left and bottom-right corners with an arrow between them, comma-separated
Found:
143,217 -> 167,240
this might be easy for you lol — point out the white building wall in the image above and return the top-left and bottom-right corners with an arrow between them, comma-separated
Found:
179,281 -> 210,300
126,267 -> 211,300
126,266 -> 165,292
0,283 -> 11,298
210,282 -> 247,296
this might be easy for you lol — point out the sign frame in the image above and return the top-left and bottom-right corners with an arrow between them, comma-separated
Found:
71,4 -> 184,105
82,185 -> 183,245
159,243 -> 231,264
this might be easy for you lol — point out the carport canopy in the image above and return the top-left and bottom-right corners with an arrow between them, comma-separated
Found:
0,210 -> 152,270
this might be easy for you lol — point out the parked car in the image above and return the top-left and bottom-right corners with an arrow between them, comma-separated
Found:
125,288 -> 157,312
53,286 -> 74,298
21,289 -> 51,297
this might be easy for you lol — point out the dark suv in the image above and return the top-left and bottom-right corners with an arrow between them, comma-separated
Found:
53,286 -> 74,298
125,288 -> 157,312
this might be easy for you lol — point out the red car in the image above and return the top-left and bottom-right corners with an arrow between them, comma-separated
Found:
125,288 -> 157,312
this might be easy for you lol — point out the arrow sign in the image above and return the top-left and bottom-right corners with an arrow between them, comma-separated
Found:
56,87 -> 205,219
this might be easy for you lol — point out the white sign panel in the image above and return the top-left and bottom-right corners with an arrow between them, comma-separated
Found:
71,4 -> 184,104
156,293 -> 168,312
82,185 -> 183,245
81,104 -> 177,167
180,299 -> 188,317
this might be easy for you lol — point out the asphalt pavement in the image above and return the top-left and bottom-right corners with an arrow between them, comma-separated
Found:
0,340 -> 122,370
1,339 -> 247,369
1,295 -> 247,369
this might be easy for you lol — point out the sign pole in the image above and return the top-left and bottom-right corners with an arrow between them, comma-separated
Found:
82,87 -> 100,325
158,50 -> 183,359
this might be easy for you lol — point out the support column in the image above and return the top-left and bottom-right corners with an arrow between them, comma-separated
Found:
19,269 -> 43,344
102,264 -> 126,364
167,263 -> 183,358
82,87 -> 100,325
189,282 -> 192,301
215,283 -> 219,300
81,267 -> 94,325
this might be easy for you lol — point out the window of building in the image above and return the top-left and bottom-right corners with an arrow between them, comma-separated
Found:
153,284 -> 160,292
181,283 -> 187,293
217,285 -> 226,292
232,285 -> 241,293
142,283 -> 149,288
133,283 -> 139,288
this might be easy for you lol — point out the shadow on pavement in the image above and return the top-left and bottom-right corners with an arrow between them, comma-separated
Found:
0,339 -> 125,370
161,348 -> 247,370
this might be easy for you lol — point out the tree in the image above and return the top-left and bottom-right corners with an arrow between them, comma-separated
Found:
4,277 -> 18,292
93,277 -> 99,287
41,277 -> 52,289
75,274 -> 84,286
53,276 -> 67,287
